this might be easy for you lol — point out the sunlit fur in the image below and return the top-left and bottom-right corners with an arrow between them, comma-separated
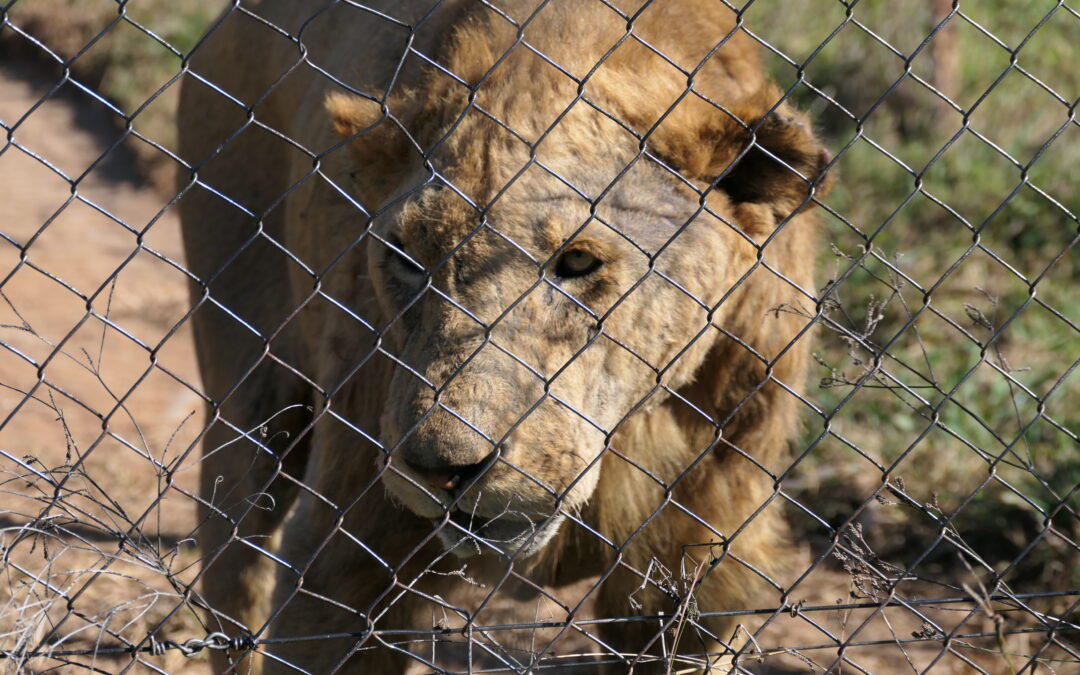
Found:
179,1 -> 830,672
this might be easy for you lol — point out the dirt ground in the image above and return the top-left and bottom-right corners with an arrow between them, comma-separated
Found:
0,58 -> 210,673
0,57 -> 1067,674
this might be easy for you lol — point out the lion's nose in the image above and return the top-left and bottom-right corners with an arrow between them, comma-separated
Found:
402,447 -> 501,492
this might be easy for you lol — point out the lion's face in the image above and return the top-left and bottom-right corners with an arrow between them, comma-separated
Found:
325,25 -> 828,556
361,109 -> 763,557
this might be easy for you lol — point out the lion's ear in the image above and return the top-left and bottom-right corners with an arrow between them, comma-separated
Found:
325,92 -> 422,208
714,107 -> 832,210
657,88 -> 832,215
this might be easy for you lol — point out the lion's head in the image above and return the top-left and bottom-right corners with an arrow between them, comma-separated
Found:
324,6 -> 829,558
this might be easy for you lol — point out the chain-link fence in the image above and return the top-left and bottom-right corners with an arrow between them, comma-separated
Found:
1,1 -> 1077,673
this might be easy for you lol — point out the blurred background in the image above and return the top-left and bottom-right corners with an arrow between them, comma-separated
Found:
1,0 -> 1076,672
755,0 -> 1077,596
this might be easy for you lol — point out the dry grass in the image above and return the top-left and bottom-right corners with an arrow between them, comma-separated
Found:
0,58 -> 210,672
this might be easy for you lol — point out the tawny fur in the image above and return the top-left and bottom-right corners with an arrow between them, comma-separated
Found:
178,1 -> 830,672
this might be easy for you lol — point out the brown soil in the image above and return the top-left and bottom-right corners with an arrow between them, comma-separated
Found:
0,59 -> 210,673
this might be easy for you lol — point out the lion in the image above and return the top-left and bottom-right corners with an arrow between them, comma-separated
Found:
177,0 -> 830,672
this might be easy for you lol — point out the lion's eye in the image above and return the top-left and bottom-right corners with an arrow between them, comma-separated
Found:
386,234 -> 425,278
554,249 -> 602,279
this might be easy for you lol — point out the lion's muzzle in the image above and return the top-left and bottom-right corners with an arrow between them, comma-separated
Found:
402,446 -> 501,493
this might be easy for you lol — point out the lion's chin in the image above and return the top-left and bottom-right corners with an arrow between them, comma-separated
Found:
437,509 -> 565,558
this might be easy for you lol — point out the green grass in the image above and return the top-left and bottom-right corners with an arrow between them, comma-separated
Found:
751,0 -> 1078,592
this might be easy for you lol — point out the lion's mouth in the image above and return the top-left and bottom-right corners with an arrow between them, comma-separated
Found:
438,508 -> 564,557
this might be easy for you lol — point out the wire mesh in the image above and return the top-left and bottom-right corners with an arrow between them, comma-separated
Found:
0,0 -> 1077,673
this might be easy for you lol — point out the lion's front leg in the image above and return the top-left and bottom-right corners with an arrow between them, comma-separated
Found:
590,407 -> 791,673
257,416 -> 470,673
591,537 -> 767,674
258,497 -> 416,671
259,484 -> 456,672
